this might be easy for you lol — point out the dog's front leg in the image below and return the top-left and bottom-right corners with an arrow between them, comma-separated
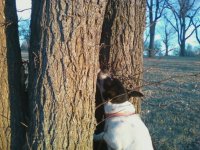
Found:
93,132 -> 105,141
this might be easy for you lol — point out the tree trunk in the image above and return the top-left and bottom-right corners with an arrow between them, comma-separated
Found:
147,0 -> 156,58
164,39 -> 169,56
95,1 -> 145,149
28,1 -> 106,149
100,0 -> 146,112
179,17 -> 186,57
0,0 -> 25,149
165,44 -> 169,56
180,41 -> 186,56
148,23 -> 156,57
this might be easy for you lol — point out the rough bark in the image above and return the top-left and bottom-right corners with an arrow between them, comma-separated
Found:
0,0 -> 25,149
28,1 -> 106,149
100,0 -> 146,112
94,1 -> 146,149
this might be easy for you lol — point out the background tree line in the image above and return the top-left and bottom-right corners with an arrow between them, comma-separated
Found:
19,0 -> 200,57
145,0 -> 200,57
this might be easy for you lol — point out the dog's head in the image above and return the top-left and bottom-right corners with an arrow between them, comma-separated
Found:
97,70 -> 143,104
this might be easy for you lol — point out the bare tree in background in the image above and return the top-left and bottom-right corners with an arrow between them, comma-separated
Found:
194,25 -> 200,44
18,20 -> 30,41
0,0 -> 25,149
160,15 -> 175,56
192,17 -> 200,44
18,19 -> 30,51
166,0 -> 200,56
146,0 -> 166,57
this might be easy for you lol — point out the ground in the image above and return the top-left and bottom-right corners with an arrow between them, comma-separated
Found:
22,51 -> 200,149
142,56 -> 200,150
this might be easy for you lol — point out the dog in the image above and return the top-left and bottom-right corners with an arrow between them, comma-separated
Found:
94,70 -> 154,150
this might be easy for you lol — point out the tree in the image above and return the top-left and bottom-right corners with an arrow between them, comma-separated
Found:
146,0 -> 166,57
166,0 -> 200,56
20,40 -> 29,52
154,40 -> 163,56
193,46 -> 200,55
96,1 -> 146,149
28,0 -> 146,149
192,16 -> 200,44
185,44 -> 199,56
0,0 -> 25,149
28,1 -> 107,149
160,15 -> 175,56
18,19 -> 30,41
194,23 -> 200,44
100,0 -> 146,112
185,44 -> 194,56
18,19 -> 30,51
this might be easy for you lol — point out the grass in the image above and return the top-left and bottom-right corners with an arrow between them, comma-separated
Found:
22,51 -> 199,149
142,56 -> 200,150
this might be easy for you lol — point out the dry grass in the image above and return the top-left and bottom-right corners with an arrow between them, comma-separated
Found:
142,56 -> 200,150
22,51 -> 199,149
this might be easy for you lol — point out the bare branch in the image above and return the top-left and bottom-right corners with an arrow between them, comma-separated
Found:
17,8 -> 31,12
155,0 -> 166,20
186,24 -> 200,40
185,6 -> 200,31
146,0 -> 151,8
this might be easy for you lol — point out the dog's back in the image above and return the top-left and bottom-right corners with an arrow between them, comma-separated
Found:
103,101 -> 153,150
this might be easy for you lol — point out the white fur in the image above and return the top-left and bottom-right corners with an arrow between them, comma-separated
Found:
94,101 -> 154,150
98,70 -> 110,80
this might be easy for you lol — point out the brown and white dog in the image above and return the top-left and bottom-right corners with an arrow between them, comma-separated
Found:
94,70 -> 154,150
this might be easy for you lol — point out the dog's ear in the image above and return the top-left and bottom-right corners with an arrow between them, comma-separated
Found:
127,89 -> 144,98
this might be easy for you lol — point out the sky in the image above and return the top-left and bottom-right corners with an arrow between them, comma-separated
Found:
154,19 -> 199,47
16,0 -> 199,51
16,0 -> 31,20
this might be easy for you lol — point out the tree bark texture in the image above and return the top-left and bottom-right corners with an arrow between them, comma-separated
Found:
99,0 -> 146,112
0,0 -> 25,149
28,1 -> 106,149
